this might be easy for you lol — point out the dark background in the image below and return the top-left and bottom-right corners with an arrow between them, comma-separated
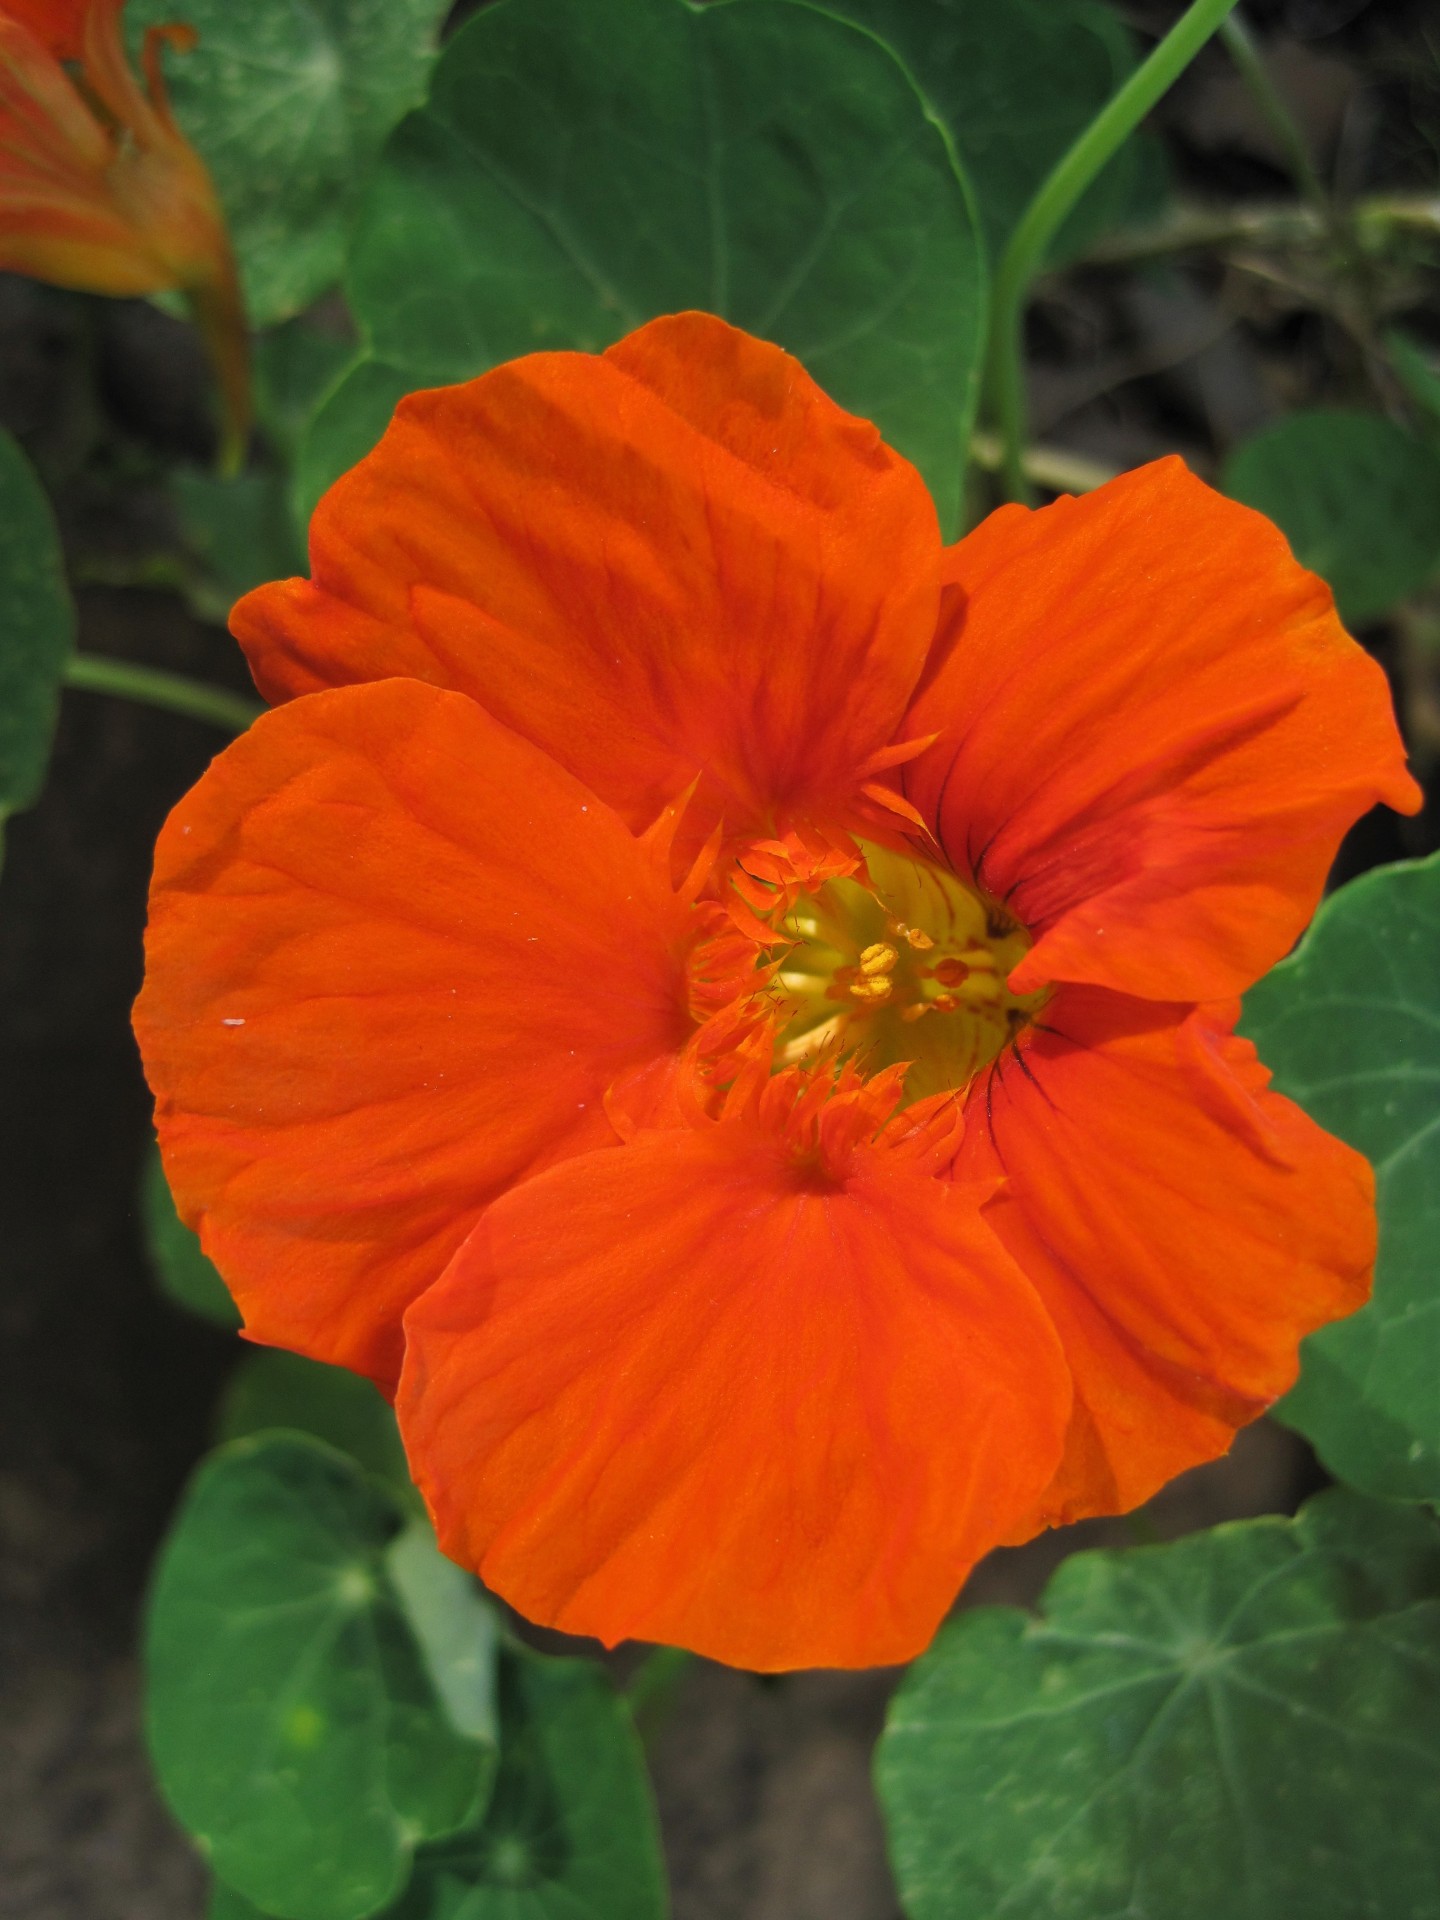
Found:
2,1 -> 1437,1912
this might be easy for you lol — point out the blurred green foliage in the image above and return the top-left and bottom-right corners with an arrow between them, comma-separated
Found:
878,1490 -> 1440,1920
0,431 -> 74,867
1244,854 -> 1440,1503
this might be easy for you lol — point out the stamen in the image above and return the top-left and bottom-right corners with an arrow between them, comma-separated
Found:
718,835 -> 1050,1113
848,975 -> 894,1003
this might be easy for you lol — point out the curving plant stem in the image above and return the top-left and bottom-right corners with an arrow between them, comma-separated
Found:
1217,11 -> 1329,216
985,0 -> 1243,504
64,652 -> 263,734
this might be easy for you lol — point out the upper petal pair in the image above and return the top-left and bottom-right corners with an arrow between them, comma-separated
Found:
237,320 -> 1418,1001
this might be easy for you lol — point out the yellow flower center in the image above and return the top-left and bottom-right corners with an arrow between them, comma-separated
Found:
774,842 -> 1048,1103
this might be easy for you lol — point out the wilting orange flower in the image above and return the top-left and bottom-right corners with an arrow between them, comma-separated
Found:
0,0 -> 248,459
134,314 -> 1420,1671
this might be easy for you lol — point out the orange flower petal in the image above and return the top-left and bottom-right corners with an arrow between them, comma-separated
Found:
134,680 -> 694,1389
1,0 -> 92,61
903,459 -> 1420,1002
0,2 -> 249,458
233,313 -> 942,838
0,198 -> 167,294
398,1124 -> 1070,1670
0,10 -> 112,170
953,987 -> 1374,1525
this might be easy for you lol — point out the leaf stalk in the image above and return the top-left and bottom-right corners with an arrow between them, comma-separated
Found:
985,0 -> 1243,504
63,653 -> 262,734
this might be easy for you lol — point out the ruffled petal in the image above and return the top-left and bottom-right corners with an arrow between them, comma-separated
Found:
903,459 -> 1420,1002
953,987 -> 1375,1525
233,313 -> 942,839
134,680 -> 694,1389
398,1123 -> 1070,1671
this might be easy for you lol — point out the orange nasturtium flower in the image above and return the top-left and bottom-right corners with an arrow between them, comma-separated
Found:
134,314 -> 1420,1671
0,0 -> 248,460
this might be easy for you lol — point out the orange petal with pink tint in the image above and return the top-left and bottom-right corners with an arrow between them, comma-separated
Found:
398,1123 -> 1070,1671
233,313 -> 942,839
134,680 -> 694,1390
903,458 -> 1420,1002
953,987 -> 1374,1527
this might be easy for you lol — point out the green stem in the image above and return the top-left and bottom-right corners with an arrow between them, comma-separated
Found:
986,0 -> 1242,503
968,430 -> 1116,497
63,652 -> 262,734
1078,194 -> 1388,266
1217,12 -> 1328,214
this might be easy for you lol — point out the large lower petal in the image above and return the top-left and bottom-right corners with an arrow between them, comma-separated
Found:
233,313 -> 941,838
953,987 -> 1374,1525
902,459 -> 1420,1002
398,1124 -> 1069,1671
134,680 -> 694,1389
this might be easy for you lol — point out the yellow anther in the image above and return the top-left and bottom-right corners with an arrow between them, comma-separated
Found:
905,927 -> 935,951
900,1002 -> 931,1023
849,975 -> 894,1002
858,942 -> 899,977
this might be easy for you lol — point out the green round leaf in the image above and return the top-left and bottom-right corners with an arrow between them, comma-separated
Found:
211,1647 -> 663,1920
142,1147 -> 240,1330
877,1491 -> 1440,1920
385,1527 -> 499,1751
393,1648 -> 667,1920
1223,410 -> 1440,624
1241,854 -> 1440,1501
171,470 -> 306,624
294,361 -> 416,525
0,428 -> 74,853
210,1887 -> 277,1920
339,0 -> 985,532
817,0 -> 1166,263
1386,330 -> 1440,441
126,0 -> 453,326
218,1349 -> 416,1509
255,321 -> 362,468
147,1435 -> 491,1920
